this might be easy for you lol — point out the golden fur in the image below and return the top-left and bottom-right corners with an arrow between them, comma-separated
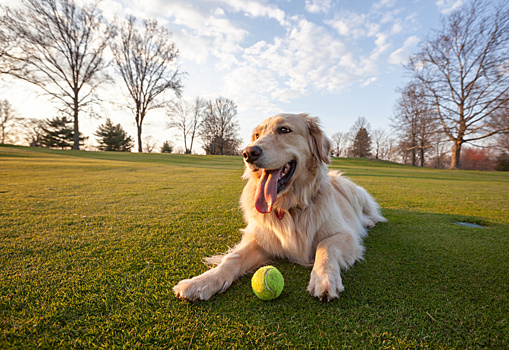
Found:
173,113 -> 386,301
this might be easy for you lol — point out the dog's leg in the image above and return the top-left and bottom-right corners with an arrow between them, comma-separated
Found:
307,232 -> 363,301
173,239 -> 269,302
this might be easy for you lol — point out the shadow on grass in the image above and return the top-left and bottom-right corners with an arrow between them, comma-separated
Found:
2,207 -> 507,348
171,209 -> 508,349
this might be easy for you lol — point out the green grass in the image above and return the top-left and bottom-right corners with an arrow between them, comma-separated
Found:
1,144 -> 508,349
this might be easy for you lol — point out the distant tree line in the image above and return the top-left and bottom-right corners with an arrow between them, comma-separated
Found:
166,96 -> 241,155
1,0 -> 507,168
0,0 -> 242,155
329,0 -> 508,171
329,113 -> 508,171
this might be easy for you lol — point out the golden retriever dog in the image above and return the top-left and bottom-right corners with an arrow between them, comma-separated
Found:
173,113 -> 386,302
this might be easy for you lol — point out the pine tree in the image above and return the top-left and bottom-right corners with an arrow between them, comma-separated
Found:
352,127 -> 372,158
40,116 -> 85,149
94,119 -> 133,152
160,141 -> 174,153
495,153 -> 509,171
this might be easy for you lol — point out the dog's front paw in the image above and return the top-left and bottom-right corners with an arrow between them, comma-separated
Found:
173,271 -> 231,302
306,269 -> 344,301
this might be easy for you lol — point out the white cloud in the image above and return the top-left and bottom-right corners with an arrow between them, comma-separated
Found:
220,0 -> 287,26
96,0 -> 125,21
216,0 -> 425,114
361,77 -> 377,88
391,22 -> 402,35
436,0 -> 464,14
388,35 -> 420,65
327,11 -> 369,38
305,0 -> 333,14
372,0 -> 396,11
222,65 -> 281,112
229,19 -> 347,93
221,16 -> 393,112
106,0 -> 249,66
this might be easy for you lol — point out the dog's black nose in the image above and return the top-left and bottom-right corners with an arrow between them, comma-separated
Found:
243,146 -> 262,163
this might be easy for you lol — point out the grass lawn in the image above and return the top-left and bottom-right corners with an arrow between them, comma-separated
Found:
1,144 -> 508,349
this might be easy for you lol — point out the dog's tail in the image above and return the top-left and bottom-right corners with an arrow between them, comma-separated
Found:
356,185 -> 387,231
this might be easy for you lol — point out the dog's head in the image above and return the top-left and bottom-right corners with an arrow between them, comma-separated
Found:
242,113 -> 331,214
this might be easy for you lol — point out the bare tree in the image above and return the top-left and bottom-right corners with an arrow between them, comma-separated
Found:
489,97 -> 509,153
0,99 -> 16,144
143,135 -> 158,153
0,25 -> 5,60
371,128 -> 388,160
406,0 -> 509,169
0,10 -> 22,74
112,16 -> 183,153
330,132 -> 349,158
0,0 -> 116,150
392,82 -> 439,166
167,96 -> 205,154
200,97 -> 241,155
17,117 -> 45,147
0,20 -> 13,70
349,117 -> 371,139
495,131 -> 509,154
384,136 -> 398,163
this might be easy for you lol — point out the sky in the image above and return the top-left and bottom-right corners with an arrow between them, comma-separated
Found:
0,0 -> 474,152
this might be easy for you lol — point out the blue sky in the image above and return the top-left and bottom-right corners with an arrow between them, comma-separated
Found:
0,0 -> 476,151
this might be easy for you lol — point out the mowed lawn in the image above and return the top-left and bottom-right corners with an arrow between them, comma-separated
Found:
1,145 -> 508,349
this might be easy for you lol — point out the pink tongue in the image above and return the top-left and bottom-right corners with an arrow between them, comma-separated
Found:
255,168 -> 282,214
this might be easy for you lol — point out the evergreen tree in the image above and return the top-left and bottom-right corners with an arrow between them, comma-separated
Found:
352,127 -> 372,158
160,141 -> 174,153
94,118 -> 133,152
495,153 -> 509,171
41,116 -> 85,149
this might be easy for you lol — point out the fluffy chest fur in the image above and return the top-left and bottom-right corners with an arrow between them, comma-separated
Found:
240,170 -> 352,266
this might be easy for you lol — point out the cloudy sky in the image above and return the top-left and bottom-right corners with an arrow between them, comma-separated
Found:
0,0 -> 474,152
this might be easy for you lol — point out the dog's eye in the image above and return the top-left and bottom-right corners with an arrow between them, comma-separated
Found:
254,133 -> 260,140
278,126 -> 292,134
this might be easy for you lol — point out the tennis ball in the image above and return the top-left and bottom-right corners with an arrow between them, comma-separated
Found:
251,265 -> 284,300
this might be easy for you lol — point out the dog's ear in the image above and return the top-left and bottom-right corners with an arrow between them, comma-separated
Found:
304,114 -> 331,165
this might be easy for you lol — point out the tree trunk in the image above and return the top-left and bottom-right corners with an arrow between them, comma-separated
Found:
136,108 -> 143,153
137,125 -> 143,153
183,132 -> 188,154
188,130 -> 195,154
450,140 -> 463,169
73,98 -> 80,150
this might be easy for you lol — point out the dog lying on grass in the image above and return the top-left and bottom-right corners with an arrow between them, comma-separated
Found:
174,113 -> 386,301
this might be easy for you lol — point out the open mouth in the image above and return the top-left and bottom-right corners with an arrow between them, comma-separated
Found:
276,160 -> 296,193
254,160 -> 296,214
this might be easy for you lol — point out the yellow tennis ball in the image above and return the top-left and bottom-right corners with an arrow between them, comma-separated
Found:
251,265 -> 284,300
